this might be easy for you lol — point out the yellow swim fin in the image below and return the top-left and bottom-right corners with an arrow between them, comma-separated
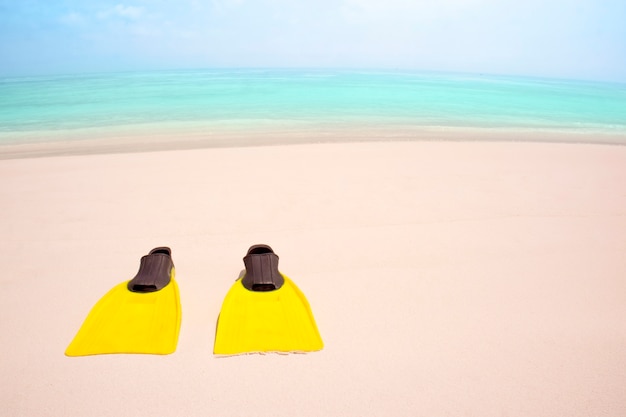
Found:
214,245 -> 323,355
65,247 -> 181,356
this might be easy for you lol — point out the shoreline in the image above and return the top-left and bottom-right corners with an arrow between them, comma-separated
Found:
2,125 -> 626,160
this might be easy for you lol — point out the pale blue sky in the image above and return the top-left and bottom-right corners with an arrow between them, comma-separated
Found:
1,0 -> 625,81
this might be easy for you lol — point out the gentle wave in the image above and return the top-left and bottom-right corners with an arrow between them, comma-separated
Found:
1,69 -> 625,144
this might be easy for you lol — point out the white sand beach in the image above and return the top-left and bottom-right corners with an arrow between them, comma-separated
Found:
1,138 -> 625,416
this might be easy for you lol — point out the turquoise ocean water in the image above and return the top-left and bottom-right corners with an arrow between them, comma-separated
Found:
1,69 -> 625,147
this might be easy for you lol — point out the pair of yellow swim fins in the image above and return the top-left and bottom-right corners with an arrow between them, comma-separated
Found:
65,245 -> 323,357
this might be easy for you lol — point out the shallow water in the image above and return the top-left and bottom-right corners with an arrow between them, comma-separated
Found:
1,69 -> 625,146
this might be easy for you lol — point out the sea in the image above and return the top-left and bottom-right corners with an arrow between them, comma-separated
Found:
1,68 -> 625,149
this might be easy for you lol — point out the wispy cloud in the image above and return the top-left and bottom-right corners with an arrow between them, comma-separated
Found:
341,0 -> 486,23
59,11 -> 86,26
98,4 -> 144,20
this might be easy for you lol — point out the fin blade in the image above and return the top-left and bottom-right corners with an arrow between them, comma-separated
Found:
214,277 -> 323,355
65,277 -> 181,356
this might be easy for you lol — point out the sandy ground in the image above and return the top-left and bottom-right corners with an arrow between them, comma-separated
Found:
1,140 -> 625,416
